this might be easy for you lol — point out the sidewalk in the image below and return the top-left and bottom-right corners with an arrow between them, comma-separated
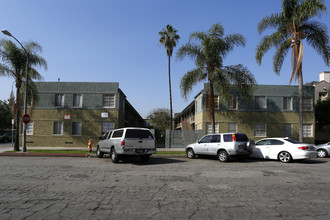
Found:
0,145 -> 186,158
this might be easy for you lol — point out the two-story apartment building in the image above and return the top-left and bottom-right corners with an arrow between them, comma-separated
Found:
174,83 -> 315,143
23,82 -> 145,147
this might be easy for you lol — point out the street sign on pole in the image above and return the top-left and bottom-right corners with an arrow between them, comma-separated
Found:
22,114 -> 30,124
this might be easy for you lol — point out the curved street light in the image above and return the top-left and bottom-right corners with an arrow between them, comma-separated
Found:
2,29 -> 29,152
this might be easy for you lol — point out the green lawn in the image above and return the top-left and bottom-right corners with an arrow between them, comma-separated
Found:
4,150 -> 185,155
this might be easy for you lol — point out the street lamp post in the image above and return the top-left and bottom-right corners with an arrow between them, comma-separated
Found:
1,29 -> 29,152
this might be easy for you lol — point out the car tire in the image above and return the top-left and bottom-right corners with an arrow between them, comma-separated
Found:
186,148 -> 195,159
278,151 -> 292,163
111,148 -> 120,163
96,146 -> 104,158
218,150 -> 229,162
246,140 -> 256,152
317,149 -> 328,158
140,155 -> 150,162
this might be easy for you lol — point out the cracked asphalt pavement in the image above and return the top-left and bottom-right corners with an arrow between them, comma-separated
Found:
0,155 -> 330,219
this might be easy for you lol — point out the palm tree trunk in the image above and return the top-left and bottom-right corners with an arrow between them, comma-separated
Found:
168,55 -> 172,148
298,70 -> 304,142
209,81 -> 215,134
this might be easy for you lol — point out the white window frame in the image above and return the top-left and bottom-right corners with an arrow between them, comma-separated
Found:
228,123 -> 237,133
54,121 -> 63,135
102,122 -> 115,134
283,123 -> 292,137
254,124 -> 266,137
73,94 -> 83,108
303,124 -> 313,137
72,121 -> 82,136
254,96 -> 266,110
55,94 -> 64,107
283,97 -> 292,111
206,122 -> 219,134
103,94 -> 115,108
303,98 -> 313,111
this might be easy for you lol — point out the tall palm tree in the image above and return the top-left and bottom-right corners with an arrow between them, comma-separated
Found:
177,23 -> 255,134
255,0 -> 329,142
159,24 -> 180,131
0,39 -> 47,150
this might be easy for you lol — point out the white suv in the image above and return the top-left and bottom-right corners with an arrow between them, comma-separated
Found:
186,133 -> 255,162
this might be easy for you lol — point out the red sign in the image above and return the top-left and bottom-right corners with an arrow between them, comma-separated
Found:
64,114 -> 71,120
22,114 -> 30,124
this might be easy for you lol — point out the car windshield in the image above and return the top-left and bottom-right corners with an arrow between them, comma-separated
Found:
125,129 -> 153,139
284,139 -> 301,144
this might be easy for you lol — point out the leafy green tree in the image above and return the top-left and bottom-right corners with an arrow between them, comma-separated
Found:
0,39 -> 47,150
159,25 -> 180,130
177,23 -> 255,134
0,99 -> 12,130
315,98 -> 330,126
147,108 -> 171,130
255,0 -> 329,142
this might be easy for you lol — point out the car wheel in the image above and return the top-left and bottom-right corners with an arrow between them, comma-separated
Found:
218,150 -> 229,162
317,149 -> 328,158
186,148 -> 195,159
96,146 -> 104,158
140,155 -> 150,162
278,151 -> 292,163
111,148 -> 120,163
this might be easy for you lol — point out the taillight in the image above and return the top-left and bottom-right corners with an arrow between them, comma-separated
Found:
121,140 -> 125,146
232,134 -> 236,142
298,146 -> 309,150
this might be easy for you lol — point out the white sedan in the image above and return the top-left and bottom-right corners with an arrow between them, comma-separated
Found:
250,138 -> 317,163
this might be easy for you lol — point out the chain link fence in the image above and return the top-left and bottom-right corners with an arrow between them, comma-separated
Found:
164,130 -> 204,148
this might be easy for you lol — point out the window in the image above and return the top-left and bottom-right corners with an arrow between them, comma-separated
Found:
269,140 -> 284,145
206,123 -> 219,134
254,124 -> 266,137
228,123 -> 237,133
199,135 -> 212,143
228,95 -> 238,110
102,122 -> 114,134
319,92 -> 328,101
112,129 -> 124,138
223,134 -> 233,142
72,122 -> 81,136
103,94 -> 115,108
210,135 -> 220,143
55,94 -> 64,107
73,94 -> 83,108
283,123 -> 292,137
283,97 -> 292,111
254,96 -> 266,110
213,95 -> 219,109
196,98 -> 202,112
54,121 -> 63,135
303,124 -> 313,137
303,98 -> 313,111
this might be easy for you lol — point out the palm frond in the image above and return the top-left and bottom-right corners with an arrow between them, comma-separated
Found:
180,68 -> 204,99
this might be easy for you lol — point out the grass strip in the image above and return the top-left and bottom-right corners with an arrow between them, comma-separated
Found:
4,150 -> 186,154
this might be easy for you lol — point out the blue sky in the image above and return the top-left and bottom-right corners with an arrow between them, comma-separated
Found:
1,0 -> 329,118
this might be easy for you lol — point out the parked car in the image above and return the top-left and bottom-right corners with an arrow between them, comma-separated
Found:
185,133 -> 255,162
96,127 -> 157,163
0,132 -> 13,143
315,142 -> 330,158
250,138 -> 317,163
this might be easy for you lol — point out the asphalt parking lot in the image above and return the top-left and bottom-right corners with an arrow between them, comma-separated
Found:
0,155 -> 329,219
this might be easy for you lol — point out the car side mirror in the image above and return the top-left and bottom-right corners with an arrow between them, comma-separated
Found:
98,136 -> 103,140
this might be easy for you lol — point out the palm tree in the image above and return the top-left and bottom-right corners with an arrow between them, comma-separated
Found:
0,39 -> 47,150
159,25 -> 180,131
255,0 -> 329,142
177,23 -> 255,134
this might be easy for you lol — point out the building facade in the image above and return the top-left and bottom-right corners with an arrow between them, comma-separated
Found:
174,84 -> 315,144
23,82 -> 145,147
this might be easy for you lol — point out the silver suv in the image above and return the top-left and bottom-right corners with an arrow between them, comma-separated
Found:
186,133 -> 255,162
96,127 -> 157,163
